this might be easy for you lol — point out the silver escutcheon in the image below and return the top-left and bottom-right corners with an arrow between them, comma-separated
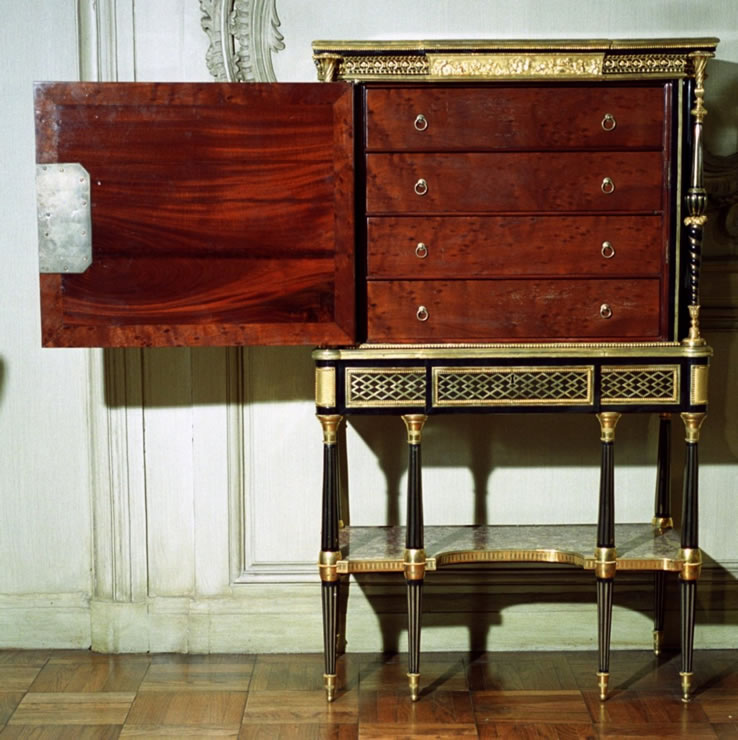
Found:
414,178 -> 428,196
414,114 -> 428,131
36,163 -> 92,273
601,113 -> 617,131
600,303 -> 613,319
416,305 -> 429,322
601,241 -> 615,259
601,177 -> 615,194
415,242 -> 428,259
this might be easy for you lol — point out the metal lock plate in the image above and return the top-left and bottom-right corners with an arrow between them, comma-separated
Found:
36,163 -> 92,273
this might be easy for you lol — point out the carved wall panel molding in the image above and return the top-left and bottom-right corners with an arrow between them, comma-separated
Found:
200,0 -> 284,82
76,0 -> 150,607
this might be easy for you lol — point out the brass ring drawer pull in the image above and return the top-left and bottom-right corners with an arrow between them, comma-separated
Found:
414,114 -> 428,131
600,303 -> 613,319
601,241 -> 615,259
601,113 -> 617,131
415,242 -> 428,259
416,305 -> 429,322
414,178 -> 428,196
601,177 -> 615,194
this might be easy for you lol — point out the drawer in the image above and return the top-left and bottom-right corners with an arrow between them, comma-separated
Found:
366,279 -> 662,342
365,86 -> 666,151
367,215 -> 663,278
365,152 -> 663,213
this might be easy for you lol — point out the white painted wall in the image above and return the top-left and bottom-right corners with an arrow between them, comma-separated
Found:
0,0 -> 736,654
0,1 -> 93,644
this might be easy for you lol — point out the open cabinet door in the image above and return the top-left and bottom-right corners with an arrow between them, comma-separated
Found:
35,82 -> 355,347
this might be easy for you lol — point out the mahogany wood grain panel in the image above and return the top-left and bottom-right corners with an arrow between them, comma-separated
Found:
367,215 -> 664,278
365,84 -> 666,151
35,82 -> 355,347
366,278 -> 662,342
366,152 -> 664,214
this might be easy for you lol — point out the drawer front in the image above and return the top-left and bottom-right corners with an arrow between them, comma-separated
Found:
366,279 -> 662,342
365,152 -> 663,213
367,215 -> 663,278
366,86 -> 665,151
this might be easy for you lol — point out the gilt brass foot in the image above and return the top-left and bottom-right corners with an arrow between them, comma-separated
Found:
408,672 -> 420,702
324,673 -> 337,702
597,671 -> 609,701
680,671 -> 693,703
653,629 -> 663,656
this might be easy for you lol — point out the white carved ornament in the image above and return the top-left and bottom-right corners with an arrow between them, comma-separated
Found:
200,0 -> 284,82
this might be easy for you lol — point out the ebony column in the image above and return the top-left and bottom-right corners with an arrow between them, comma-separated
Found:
317,414 -> 343,702
679,412 -> 706,702
595,412 -> 620,701
402,414 -> 428,702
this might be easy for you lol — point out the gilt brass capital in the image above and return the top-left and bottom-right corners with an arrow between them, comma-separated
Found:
317,414 -> 343,445
318,550 -> 341,582
314,53 -> 342,82
678,547 -> 702,580
402,414 -> 428,444
404,548 -> 427,581
680,412 -> 706,443
596,412 -> 621,442
594,546 -> 617,579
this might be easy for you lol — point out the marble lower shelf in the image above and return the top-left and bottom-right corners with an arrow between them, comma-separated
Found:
336,524 -> 686,575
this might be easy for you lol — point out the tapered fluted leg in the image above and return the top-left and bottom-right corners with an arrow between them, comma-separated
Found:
317,415 -> 343,702
321,581 -> 338,700
678,412 -> 705,702
595,412 -> 620,701
653,413 -> 673,655
407,580 -> 423,699
402,414 -> 427,702
597,578 -> 613,700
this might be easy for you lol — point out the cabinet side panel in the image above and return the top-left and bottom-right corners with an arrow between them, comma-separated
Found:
35,82 -> 355,347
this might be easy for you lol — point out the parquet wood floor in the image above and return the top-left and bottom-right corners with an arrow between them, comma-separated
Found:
0,649 -> 736,738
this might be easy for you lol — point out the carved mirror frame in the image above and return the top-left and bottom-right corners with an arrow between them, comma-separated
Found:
201,0 -> 283,82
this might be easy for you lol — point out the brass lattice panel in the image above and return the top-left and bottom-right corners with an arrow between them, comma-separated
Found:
602,53 -> 688,76
601,366 -> 680,404
433,366 -> 594,406
345,367 -> 426,407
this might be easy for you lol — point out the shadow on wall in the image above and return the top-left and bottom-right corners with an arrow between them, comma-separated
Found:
0,357 -> 5,406
705,59 -> 738,157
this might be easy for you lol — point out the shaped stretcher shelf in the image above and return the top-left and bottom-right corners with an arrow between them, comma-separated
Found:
336,524 -> 687,574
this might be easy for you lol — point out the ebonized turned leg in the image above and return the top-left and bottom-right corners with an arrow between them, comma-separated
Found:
653,413 -> 673,655
595,412 -> 620,701
317,414 -> 343,702
678,412 -> 706,702
402,414 -> 428,702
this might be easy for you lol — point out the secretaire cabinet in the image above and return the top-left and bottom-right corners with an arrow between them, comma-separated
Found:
35,38 -> 719,703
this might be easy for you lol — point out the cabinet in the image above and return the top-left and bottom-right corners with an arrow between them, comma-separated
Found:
34,37 -> 718,703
